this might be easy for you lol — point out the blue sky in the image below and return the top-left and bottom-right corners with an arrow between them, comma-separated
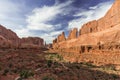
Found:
0,0 -> 114,43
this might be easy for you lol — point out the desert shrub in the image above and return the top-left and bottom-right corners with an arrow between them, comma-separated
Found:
80,62 -> 96,68
19,70 -> 34,79
101,64 -> 116,71
112,74 -> 119,79
8,63 -> 13,68
53,62 -> 61,68
12,69 -> 18,73
42,76 -> 55,80
47,60 -> 53,68
3,69 -> 9,75
36,63 -> 42,68
46,53 -> 63,62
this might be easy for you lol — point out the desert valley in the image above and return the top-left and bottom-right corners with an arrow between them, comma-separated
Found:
0,0 -> 120,80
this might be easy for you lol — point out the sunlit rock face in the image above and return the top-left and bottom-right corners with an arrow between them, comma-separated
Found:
57,32 -> 66,42
67,28 -> 78,40
52,0 -> 120,54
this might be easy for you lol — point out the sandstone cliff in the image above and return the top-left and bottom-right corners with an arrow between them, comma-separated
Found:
57,32 -> 66,42
0,25 -> 20,48
20,37 -> 44,48
68,28 -> 78,40
0,25 -> 44,49
52,0 -> 120,54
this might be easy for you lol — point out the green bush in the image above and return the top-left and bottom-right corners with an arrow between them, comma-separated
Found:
12,69 -> 18,73
46,53 -> 63,62
8,63 -> 13,68
47,60 -> 53,68
42,76 -> 55,80
3,69 -> 9,75
81,62 -> 96,68
19,70 -> 34,79
102,64 -> 116,71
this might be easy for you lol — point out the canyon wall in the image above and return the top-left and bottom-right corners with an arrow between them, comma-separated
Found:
0,25 -> 20,48
20,37 -> 44,48
52,0 -> 120,54
0,25 -> 44,49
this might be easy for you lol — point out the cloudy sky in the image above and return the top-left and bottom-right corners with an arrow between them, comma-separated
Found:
0,0 -> 114,43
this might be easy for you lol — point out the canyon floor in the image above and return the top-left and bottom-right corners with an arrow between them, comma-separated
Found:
0,48 -> 120,80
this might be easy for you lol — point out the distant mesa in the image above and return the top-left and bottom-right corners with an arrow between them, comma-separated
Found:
20,37 -> 44,49
0,25 -> 44,49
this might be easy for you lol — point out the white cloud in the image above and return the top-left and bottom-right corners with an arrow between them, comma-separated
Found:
40,30 -> 63,43
15,28 -> 31,38
27,6 -> 61,23
25,0 -> 73,43
68,1 -> 113,29
0,0 -> 36,40
0,0 -> 113,44
26,0 -> 73,31
0,0 -> 26,29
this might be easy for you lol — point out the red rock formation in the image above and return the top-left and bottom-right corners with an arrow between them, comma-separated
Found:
67,28 -> 78,40
57,32 -> 66,42
79,0 -> 120,35
20,37 -> 44,48
0,25 -> 44,49
98,0 -> 120,31
52,0 -> 120,54
0,25 -> 20,48
79,20 -> 98,35
53,38 -> 57,44
0,35 -> 11,48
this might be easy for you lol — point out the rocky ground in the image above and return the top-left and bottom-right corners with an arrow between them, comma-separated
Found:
0,48 -> 120,80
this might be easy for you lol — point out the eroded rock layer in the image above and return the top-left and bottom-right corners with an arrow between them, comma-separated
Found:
0,25 -> 44,48
0,25 -> 20,48
20,37 -> 44,48
53,0 -> 120,54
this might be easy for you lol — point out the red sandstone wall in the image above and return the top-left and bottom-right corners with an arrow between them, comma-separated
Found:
0,25 -> 20,48
80,20 -> 98,35
0,25 -> 44,49
52,0 -> 120,54
57,32 -> 66,42
67,28 -> 78,40
20,37 -> 44,48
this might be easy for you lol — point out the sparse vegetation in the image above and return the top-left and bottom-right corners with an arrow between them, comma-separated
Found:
101,64 -> 116,71
80,62 -> 96,68
3,69 -> 9,75
112,74 -> 119,79
12,69 -> 18,73
45,53 -> 63,62
42,76 -> 55,80
0,49 -> 120,80
47,60 -> 53,68
8,63 -> 13,68
19,70 -> 34,79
